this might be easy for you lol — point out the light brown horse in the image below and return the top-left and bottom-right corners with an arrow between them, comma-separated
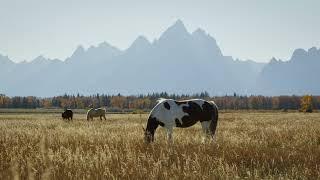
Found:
86,108 -> 106,121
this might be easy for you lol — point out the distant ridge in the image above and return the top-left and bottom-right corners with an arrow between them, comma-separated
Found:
0,20 -> 319,96
258,47 -> 320,95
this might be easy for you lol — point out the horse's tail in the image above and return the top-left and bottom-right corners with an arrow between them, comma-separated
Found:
209,102 -> 219,137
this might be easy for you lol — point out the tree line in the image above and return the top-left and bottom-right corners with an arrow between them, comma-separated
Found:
0,92 -> 319,111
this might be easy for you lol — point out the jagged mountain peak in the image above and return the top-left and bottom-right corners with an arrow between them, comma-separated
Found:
269,57 -> 280,64
171,19 -> 186,31
90,41 -> 119,51
126,36 -> 152,54
31,55 -> 48,63
0,54 -> 8,59
291,48 -> 307,61
307,47 -> 320,57
98,41 -> 112,48
308,47 -> 318,53
29,55 -> 62,64
135,36 -> 150,44
192,28 -> 207,36
88,42 -> 122,58
290,47 -> 320,62
71,45 -> 86,57
129,36 -> 151,49
0,54 -> 14,65
159,19 -> 190,41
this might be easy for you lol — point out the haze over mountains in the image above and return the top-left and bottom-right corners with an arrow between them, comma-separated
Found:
0,20 -> 319,97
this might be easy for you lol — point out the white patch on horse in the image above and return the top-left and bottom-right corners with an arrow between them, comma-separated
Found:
151,99 -> 189,127
168,100 -> 188,126
152,99 -> 207,127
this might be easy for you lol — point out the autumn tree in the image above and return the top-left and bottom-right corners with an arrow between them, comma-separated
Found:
300,95 -> 313,113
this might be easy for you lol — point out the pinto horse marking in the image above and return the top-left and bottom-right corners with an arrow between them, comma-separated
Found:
144,98 -> 219,143
163,102 -> 170,110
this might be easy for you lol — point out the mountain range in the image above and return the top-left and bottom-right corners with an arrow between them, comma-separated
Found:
0,20 -> 319,96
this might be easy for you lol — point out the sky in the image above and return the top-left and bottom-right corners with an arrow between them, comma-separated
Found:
0,0 -> 319,63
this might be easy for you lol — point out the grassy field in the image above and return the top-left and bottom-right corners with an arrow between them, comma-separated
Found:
0,110 -> 319,179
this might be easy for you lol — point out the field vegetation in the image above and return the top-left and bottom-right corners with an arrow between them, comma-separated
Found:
0,110 -> 319,179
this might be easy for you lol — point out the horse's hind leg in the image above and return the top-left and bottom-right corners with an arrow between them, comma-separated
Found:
103,115 -> 106,120
209,104 -> 219,140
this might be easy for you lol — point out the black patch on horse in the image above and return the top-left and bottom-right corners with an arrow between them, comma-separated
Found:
177,101 -> 213,127
164,102 -> 170,110
175,118 -> 182,127
145,116 -> 166,142
200,101 -> 215,122
146,117 -> 159,132
179,116 -> 198,127
146,116 -> 164,132
158,121 -> 165,127
182,101 -> 202,116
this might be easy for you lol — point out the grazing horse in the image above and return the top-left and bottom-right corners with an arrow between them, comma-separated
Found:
144,98 -> 218,143
62,109 -> 73,120
86,108 -> 106,121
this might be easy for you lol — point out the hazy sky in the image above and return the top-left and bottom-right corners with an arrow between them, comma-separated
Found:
0,0 -> 319,62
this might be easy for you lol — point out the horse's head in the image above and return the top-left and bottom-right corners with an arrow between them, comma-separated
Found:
143,127 -> 154,143
143,116 -> 159,143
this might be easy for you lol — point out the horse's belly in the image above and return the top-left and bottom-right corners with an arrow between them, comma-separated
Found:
175,116 -> 199,128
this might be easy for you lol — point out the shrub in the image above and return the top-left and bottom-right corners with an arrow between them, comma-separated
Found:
300,95 -> 313,113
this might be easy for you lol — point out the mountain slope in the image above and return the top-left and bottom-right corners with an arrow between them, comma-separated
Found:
258,47 -> 320,95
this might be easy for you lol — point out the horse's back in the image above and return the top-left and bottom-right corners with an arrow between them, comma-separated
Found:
96,108 -> 105,115
149,98 -> 218,128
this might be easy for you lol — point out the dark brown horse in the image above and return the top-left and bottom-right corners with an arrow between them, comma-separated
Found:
62,109 -> 73,120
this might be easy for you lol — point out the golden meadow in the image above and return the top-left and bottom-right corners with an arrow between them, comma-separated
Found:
0,111 -> 320,179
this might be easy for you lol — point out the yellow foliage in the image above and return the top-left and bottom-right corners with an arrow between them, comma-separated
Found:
300,95 -> 313,113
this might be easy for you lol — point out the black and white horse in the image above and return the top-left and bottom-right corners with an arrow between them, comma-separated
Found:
144,98 -> 219,143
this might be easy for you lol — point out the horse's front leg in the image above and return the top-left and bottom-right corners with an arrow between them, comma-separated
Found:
166,126 -> 173,144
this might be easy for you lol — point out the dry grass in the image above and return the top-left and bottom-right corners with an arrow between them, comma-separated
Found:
0,111 -> 320,179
